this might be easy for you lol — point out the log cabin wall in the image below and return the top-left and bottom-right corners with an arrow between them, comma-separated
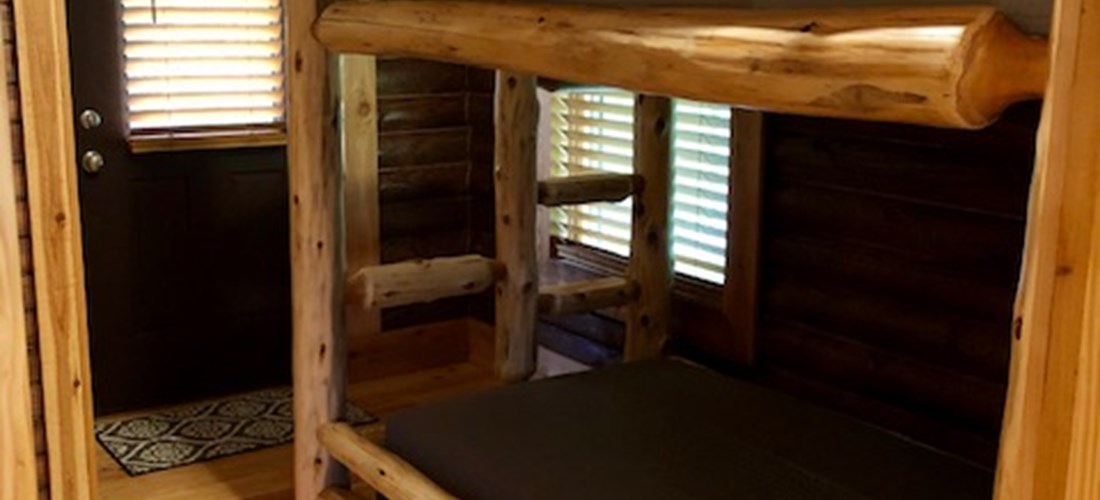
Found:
4,0 -> 50,496
377,59 -> 490,329
755,104 -> 1040,467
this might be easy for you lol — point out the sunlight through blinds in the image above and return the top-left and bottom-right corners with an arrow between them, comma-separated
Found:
550,88 -> 730,284
122,0 -> 286,134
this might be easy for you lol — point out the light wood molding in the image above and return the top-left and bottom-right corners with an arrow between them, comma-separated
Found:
288,0 -> 349,497
127,129 -> 287,154
318,423 -> 458,500
341,55 -> 382,341
625,95 -> 672,361
537,173 -> 642,207
538,277 -> 638,317
493,71 -> 540,382
723,110 -> 764,367
316,1 -> 1047,128
0,18 -> 37,497
347,255 -> 500,310
12,0 -> 98,498
995,0 -> 1100,498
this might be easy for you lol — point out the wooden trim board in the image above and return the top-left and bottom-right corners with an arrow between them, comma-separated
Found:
342,54 -> 382,342
995,0 -> 1100,498
12,0 -> 98,498
0,17 -> 37,497
723,110 -> 764,367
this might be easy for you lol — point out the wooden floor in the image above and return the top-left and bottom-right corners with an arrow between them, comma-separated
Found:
96,362 -> 501,500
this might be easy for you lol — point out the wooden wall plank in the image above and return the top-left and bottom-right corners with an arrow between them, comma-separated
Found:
995,0 -> 1100,497
724,110 -> 763,367
11,0 -> 97,497
758,107 -> 1037,466
287,0 -> 348,497
379,94 -> 467,132
379,128 -> 468,168
625,95 -> 672,361
376,59 -> 466,96
0,6 -> 36,492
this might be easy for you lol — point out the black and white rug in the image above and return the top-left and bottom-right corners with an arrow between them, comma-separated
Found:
95,387 -> 375,476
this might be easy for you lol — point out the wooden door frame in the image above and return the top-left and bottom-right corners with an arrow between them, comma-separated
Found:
12,0 -> 1100,498
12,0 -> 98,498
0,5 -> 38,495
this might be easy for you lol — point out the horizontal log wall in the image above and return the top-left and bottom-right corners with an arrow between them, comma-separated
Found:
375,58 -> 484,329
3,0 -> 49,496
756,103 -> 1040,466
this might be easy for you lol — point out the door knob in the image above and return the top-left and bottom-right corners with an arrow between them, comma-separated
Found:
79,109 -> 103,130
82,150 -> 104,174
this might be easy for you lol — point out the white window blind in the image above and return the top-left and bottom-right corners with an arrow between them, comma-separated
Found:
122,0 -> 286,135
550,88 -> 730,284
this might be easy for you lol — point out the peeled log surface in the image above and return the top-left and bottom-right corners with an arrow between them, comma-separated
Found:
539,277 -> 639,316
316,1 -> 1048,129
347,255 -> 500,309
538,174 -> 642,207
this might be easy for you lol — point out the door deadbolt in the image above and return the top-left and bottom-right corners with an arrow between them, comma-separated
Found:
82,150 -> 104,174
79,109 -> 103,130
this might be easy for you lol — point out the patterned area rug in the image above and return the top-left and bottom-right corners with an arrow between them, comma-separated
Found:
95,387 -> 375,476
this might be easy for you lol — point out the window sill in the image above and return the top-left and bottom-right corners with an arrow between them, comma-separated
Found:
551,239 -> 724,309
128,129 -> 287,154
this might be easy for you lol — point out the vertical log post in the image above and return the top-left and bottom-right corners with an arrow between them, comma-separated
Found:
625,95 -> 673,361
342,55 -> 382,341
494,71 -> 539,381
995,0 -> 1100,498
288,0 -> 348,497
724,110 -> 764,367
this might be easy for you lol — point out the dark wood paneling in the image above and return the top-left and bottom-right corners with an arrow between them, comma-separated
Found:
382,229 -> 471,263
379,94 -> 468,132
380,162 -> 470,202
379,128 -> 469,168
767,181 -> 1025,288
380,196 -> 472,237
763,318 -> 1007,434
756,104 -> 1039,466
377,58 -> 467,96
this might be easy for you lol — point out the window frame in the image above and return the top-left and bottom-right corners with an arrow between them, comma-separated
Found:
120,0 -> 288,153
546,86 -> 732,294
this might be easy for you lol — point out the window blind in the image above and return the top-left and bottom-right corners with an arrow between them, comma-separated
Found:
122,0 -> 286,134
550,88 -> 730,284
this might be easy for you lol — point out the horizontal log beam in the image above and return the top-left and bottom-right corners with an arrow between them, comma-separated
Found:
318,423 -> 457,500
347,255 -> 500,309
315,1 -> 1047,128
538,174 -> 642,207
538,277 -> 638,316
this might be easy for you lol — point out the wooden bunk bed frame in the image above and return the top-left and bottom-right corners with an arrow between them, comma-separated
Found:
7,0 -> 1100,498
281,1 -> 1098,499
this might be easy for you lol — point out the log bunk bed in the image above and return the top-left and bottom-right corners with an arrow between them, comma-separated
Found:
288,2 -> 1055,499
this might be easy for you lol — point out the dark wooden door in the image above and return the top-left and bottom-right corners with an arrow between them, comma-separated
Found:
68,0 -> 291,415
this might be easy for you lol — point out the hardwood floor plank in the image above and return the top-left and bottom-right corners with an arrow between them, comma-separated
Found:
97,362 -> 499,500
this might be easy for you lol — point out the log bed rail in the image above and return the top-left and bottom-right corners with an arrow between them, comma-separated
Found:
314,1 -> 1048,129
288,2 -> 1052,499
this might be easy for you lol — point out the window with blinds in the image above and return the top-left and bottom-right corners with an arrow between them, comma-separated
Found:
550,88 -> 730,284
121,0 -> 286,138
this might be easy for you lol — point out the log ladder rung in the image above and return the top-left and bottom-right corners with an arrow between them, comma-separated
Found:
538,173 -> 642,207
538,276 -> 639,316
346,254 -> 500,309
